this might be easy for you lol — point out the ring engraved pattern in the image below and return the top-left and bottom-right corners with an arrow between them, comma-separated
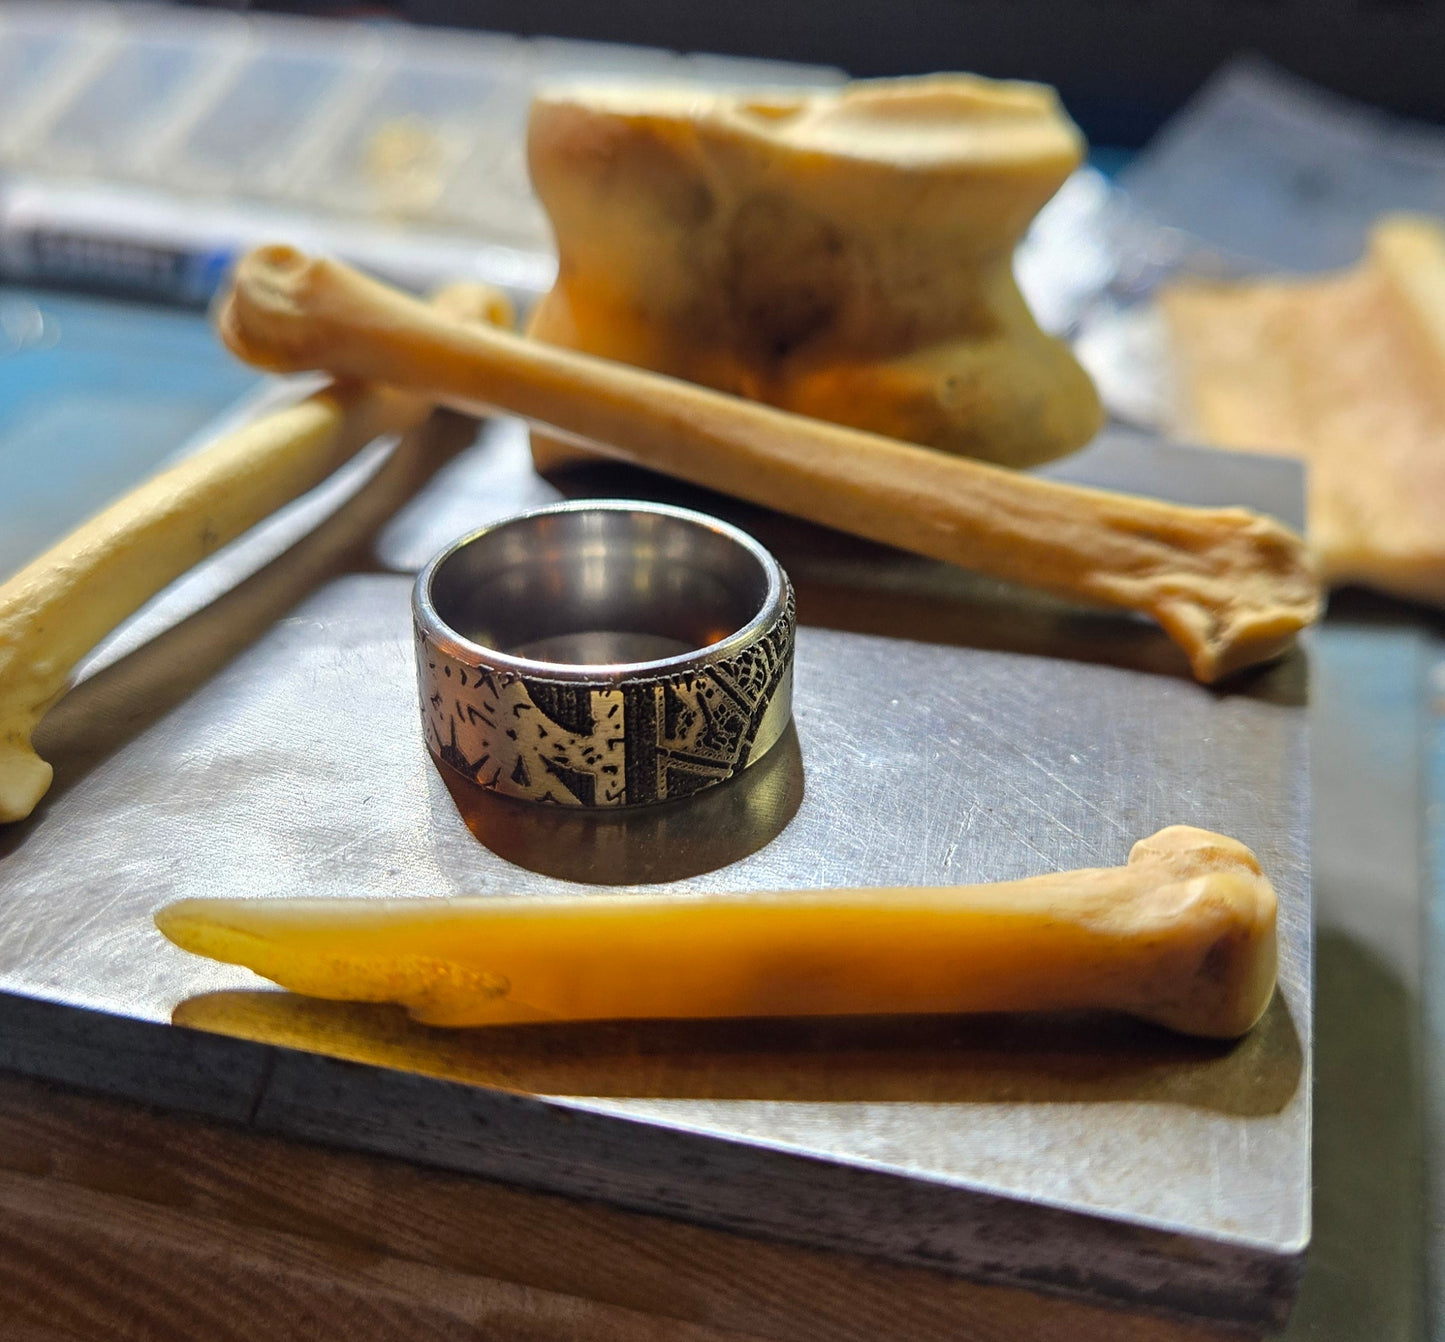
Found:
416,584 -> 795,808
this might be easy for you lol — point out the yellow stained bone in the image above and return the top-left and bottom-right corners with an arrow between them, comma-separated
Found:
525,75 -> 1103,472
155,826 -> 1279,1040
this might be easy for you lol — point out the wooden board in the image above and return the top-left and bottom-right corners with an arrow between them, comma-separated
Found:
0,1069 -> 1247,1342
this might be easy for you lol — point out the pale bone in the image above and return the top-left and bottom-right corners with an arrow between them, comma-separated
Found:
1161,214 -> 1445,606
524,75 -> 1103,472
0,282 -> 512,825
217,246 -> 1322,684
155,825 -> 1279,1040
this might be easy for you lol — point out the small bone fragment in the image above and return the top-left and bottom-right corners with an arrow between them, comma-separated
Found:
0,283 -> 512,824
525,75 -> 1103,472
156,825 -> 1278,1040
217,246 -> 1321,683
1161,214 -> 1445,606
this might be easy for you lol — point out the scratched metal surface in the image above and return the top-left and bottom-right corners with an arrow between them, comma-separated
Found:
0,411 -> 1311,1325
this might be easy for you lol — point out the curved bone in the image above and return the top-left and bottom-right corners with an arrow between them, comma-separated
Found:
0,282 -> 511,824
156,825 -> 1279,1040
218,246 -> 1321,683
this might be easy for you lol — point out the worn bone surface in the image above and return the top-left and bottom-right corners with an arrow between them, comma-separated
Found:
156,825 -> 1278,1040
525,75 -> 1103,473
1162,214 -> 1445,607
218,246 -> 1321,683
0,283 -> 511,824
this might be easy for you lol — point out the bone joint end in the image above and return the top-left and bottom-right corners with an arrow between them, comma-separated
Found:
0,736 -> 52,824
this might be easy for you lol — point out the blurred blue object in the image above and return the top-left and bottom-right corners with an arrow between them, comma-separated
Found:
0,287 -> 257,581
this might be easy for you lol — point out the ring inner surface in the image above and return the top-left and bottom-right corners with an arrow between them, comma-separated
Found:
429,509 -> 772,668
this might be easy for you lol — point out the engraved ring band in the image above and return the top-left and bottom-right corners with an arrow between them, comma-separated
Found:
413,501 -> 796,808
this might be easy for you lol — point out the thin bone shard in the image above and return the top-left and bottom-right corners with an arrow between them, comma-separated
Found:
217,246 -> 1321,683
156,825 -> 1278,1040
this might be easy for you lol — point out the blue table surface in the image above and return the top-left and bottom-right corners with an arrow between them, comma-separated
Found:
0,287 -> 258,580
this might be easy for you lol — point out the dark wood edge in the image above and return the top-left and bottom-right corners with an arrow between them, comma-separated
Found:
0,1068 -> 1261,1342
0,989 -> 1303,1329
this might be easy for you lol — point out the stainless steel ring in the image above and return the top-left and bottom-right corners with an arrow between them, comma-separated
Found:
413,501 -> 795,808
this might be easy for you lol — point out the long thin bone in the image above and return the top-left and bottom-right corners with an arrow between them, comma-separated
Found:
155,825 -> 1278,1040
217,246 -> 1322,685
0,282 -> 512,824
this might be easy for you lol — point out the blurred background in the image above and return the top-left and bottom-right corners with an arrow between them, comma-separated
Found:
257,0 -> 1445,143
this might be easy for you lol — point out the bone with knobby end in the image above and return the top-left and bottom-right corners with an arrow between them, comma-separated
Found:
0,281 -> 512,824
155,825 -> 1278,1040
216,246 -> 1322,685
